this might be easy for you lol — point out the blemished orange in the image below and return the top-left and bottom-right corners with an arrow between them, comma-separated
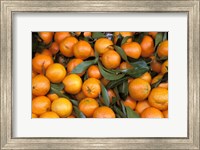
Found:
32,54 -> 53,74
151,74 -> 163,85
139,72 -> 152,83
66,58 -> 84,76
87,65 -> 102,79
78,98 -> 99,117
32,113 -> 38,118
157,40 -> 168,58
150,56 -> 162,73
49,42 -> 59,55
93,106 -> 116,118
119,62 -> 133,69
54,32 -> 71,43
162,110 -> 168,118
63,74 -> 82,94
59,36 -> 78,57
158,82 -> 168,89
141,107 -> 164,118
128,78 -> 151,101
32,74 -> 50,96
101,50 -> 121,69
94,38 -> 114,55
148,32 -> 158,39
32,96 -> 51,115
75,91 -> 86,101
121,42 -> 141,59
73,40 -> 93,60
148,87 -> 168,111
47,93 -> 59,101
46,63 -> 67,83
140,35 -> 154,58
39,111 -> 60,118
135,100 -> 151,114
38,32 -> 54,44
113,32 -> 134,44
82,78 -> 101,98
123,96 -> 137,110
161,60 -> 168,75
51,98 -> 73,118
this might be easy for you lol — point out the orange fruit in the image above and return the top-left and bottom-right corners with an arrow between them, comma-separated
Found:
78,98 -> 99,117
141,107 -> 164,118
66,58 -> 84,76
51,98 -> 73,118
32,54 -> 53,74
93,106 -> 115,118
150,56 -> 162,73
161,60 -> 168,74
128,78 -> 151,101
140,35 -> 154,58
63,74 -> 82,94
100,89 -> 116,103
113,32 -> 133,44
157,40 -> 168,58
47,93 -> 59,101
139,72 -> 152,83
39,111 -> 60,118
54,32 -> 71,44
35,49 -> 52,57
32,113 -> 38,118
38,32 -> 54,44
75,32 -> 92,37
121,42 -> 141,59
148,87 -> 168,111
49,42 -> 59,55
87,65 -> 102,79
162,110 -> 168,118
74,91 -> 86,101
158,82 -> 168,89
59,36 -> 78,57
151,74 -> 163,85
82,78 -> 101,98
123,96 -> 137,110
135,100 -> 151,114
101,50 -> 121,69
32,70 -> 37,78
100,77 -> 110,86
148,32 -> 158,39
32,96 -> 51,115
119,62 -> 133,69
32,74 -> 50,96
94,38 -> 114,55
46,63 -> 67,83
67,115 -> 76,118
73,40 -> 93,60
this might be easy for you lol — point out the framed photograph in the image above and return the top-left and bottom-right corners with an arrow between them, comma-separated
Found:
1,0 -> 199,149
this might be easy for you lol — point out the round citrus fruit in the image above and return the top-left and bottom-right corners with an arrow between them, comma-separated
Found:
94,38 -> 114,55
123,96 -> 137,110
157,40 -> 168,58
140,35 -> 154,58
141,107 -> 164,118
93,106 -> 115,118
135,100 -> 151,114
32,96 -> 51,115
66,58 -> 84,76
87,65 -> 102,79
121,42 -> 141,59
54,32 -> 71,43
39,111 -> 60,118
139,72 -> 152,83
38,32 -> 54,44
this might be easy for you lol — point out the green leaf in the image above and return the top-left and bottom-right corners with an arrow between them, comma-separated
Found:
112,105 -> 126,118
151,77 -> 162,89
98,62 -> 125,81
50,83 -> 64,92
111,87 -> 120,105
126,106 -> 140,118
106,76 -> 129,89
162,32 -> 168,41
92,32 -> 106,39
118,79 -> 128,100
100,83 -> 110,106
161,72 -> 168,83
73,106 -> 86,118
71,58 -> 98,74
120,101 -> 127,116
155,33 -> 163,48
116,34 -> 123,46
114,45 -> 129,62
121,36 -> 132,45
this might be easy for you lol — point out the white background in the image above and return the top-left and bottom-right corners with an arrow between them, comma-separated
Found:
13,12 -> 188,137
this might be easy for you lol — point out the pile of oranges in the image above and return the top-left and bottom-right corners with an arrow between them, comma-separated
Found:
32,32 -> 168,118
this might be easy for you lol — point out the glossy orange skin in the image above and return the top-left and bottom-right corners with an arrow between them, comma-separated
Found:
59,36 -> 78,57
32,96 -> 51,115
148,32 -> 158,39
148,87 -> 168,111
128,78 -> 151,101
140,35 -> 154,58
119,62 -> 133,69
82,78 -> 101,99
54,32 -> 71,43
79,98 -> 99,117
141,107 -> 164,118
121,42 -> 141,59
32,113 -> 38,118
135,100 -> 151,114
39,111 -> 60,118
32,54 -> 53,74
161,60 -> 168,75
49,42 -> 59,55
35,49 -> 52,57
113,32 -> 134,44
162,110 -> 168,118
47,93 -> 59,101
75,91 -> 87,101
75,32 -> 92,37
66,58 -> 84,76
101,50 -> 121,69
151,74 -> 163,85
123,96 -> 137,110
139,72 -> 152,83
32,75 -> 50,96
94,38 -> 114,55
93,106 -> 116,118
150,57 -> 162,73
158,82 -> 168,89
157,40 -> 168,58
38,32 -> 54,44
73,40 -> 93,60
87,65 -> 102,79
